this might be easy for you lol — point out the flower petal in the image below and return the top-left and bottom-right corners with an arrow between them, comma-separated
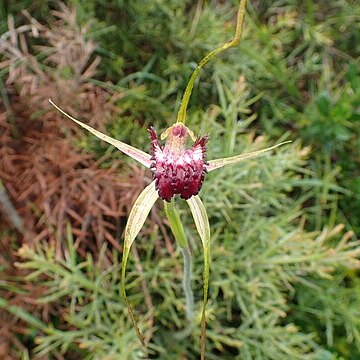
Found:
49,99 -> 152,168
149,127 -> 208,201
121,180 -> 159,346
207,141 -> 291,172
186,195 -> 210,360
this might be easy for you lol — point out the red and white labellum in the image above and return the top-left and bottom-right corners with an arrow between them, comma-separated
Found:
149,124 -> 208,202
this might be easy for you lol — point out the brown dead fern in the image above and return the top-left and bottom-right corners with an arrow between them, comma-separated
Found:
0,4 -> 119,130
0,6 -> 157,357
0,4 -> 148,253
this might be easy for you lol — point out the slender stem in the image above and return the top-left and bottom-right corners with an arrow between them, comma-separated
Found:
176,0 -> 247,124
164,200 -> 195,338
180,246 -> 194,322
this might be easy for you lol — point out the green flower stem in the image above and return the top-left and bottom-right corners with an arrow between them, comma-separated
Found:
180,246 -> 194,322
176,0 -> 247,124
164,200 -> 195,332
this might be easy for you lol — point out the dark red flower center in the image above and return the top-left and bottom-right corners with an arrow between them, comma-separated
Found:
149,124 -> 208,202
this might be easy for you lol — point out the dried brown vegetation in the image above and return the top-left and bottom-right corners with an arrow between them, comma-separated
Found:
0,5 -> 152,357
0,3 -> 148,254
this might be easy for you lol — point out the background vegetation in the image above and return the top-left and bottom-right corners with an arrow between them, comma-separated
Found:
0,0 -> 359,359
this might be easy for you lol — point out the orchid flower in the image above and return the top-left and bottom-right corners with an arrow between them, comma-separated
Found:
50,0 -> 290,358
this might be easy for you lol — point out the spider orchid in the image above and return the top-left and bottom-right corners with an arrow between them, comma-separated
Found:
50,0 -> 290,358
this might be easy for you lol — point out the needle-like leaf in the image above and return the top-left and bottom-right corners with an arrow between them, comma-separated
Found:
121,180 -> 159,346
207,141 -> 291,172
49,99 -> 152,168
187,195 -> 210,360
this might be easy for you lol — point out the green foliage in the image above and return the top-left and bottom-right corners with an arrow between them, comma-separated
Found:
1,0 -> 359,359
221,0 -> 360,235
291,275 -> 360,360
15,241 -> 142,359
11,127 -> 360,359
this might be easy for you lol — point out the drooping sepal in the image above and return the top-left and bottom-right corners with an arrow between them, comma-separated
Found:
121,180 -> 159,345
186,195 -> 211,360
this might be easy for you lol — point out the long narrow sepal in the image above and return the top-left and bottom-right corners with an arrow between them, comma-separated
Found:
186,195 -> 211,360
176,0 -> 247,124
121,180 -> 159,346
49,99 -> 152,168
207,141 -> 291,172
